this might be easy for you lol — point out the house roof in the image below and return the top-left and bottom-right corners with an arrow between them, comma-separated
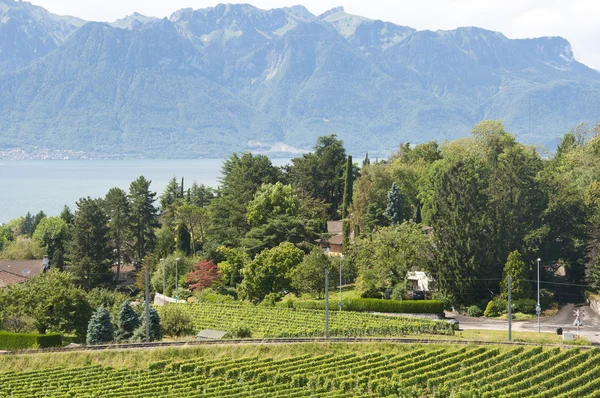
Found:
328,234 -> 344,246
196,329 -> 228,340
0,260 -> 46,278
0,270 -> 28,288
327,221 -> 344,234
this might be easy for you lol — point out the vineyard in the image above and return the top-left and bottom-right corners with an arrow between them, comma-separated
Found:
157,302 -> 454,337
0,344 -> 598,397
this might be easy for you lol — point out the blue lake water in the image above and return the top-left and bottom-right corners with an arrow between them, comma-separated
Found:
0,159 -> 291,224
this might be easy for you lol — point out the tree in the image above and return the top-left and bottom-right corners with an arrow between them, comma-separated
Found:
174,222 -> 191,255
103,188 -> 132,281
341,155 -> 353,218
114,301 -> 140,342
210,153 -> 281,244
186,260 -> 222,292
500,251 -> 532,300
151,255 -> 193,296
385,183 -> 403,225
86,305 -> 114,345
350,223 -> 433,295
288,135 -> 347,218
129,176 -> 158,263
69,197 -> 113,290
133,307 -> 161,342
247,182 -> 300,226
238,242 -> 305,302
32,217 -> 68,268
342,220 -> 351,251
159,177 -> 180,211
291,248 -> 336,298
175,203 -> 209,255
21,212 -> 34,236
242,215 -> 317,257
590,255 -> 600,293
189,182 -> 214,207
350,162 -> 393,232
0,269 -> 91,337
363,152 -> 370,167
60,205 -> 75,225
215,246 -> 249,286
31,211 -> 46,236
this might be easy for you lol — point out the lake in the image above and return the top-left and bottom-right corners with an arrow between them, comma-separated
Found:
0,159 -> 291,224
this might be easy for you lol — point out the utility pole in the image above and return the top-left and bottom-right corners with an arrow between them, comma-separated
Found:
325,268 -> 329,339
175,257 -> 181,301
537,257 -> 541,333
339,255 -> 343,311
160,258 -> 165,297
508,275 -> 512,342
145,265 -> 150,343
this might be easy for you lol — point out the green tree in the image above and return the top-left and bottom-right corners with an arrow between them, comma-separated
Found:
350,222 -> 432,294
69,197 -> 113,290
242,215 -> 317,257
175,203 -> 209,255
32,217 -> 68,270
342,220 -> 351,251
103,188 -> 132,281
86,305 -> 114,345
238,242 -> 304,302
114,301 -> 140,342
385,183 -> 403,225
129,176 -> 158,263
590,256 -> 600,293
216,246 -> 249,286
500,251 -> 532,300
246,182 -> 300,226
0,224 -> 13,251
288,135 -> 347,218
0,269 -> 91,336
350,162 -> 393,232
341,155 -> 353,218
210,153 -> 281,245
189,182 -> 215,207
174,222 -> 191,255
21,212 -> 34,236
159,177 -> 180,211
59,205 -> 75,225
291,248 -> 336,298
133,307 -> 161,342
31,211 -> 46,236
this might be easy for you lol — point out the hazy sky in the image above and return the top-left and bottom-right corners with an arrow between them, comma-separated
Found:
29,0 -> 600,71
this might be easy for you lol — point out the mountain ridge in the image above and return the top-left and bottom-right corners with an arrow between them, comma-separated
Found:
0,1 -> 598,157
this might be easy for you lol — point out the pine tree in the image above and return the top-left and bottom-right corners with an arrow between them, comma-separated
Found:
500,251 -> 532,300
86,305 -> 114,345
69,197 -> 113,290
133,307 -> 161,342
341,155 -> 353,218
129,176 -> 158,263
180,177 -> 184,199
115,301 -> 140,342
159,177 -> 180,211
22,212 -> 34,235
59,205 -> 75,225
104,188 -> 132,282
385,183 -> 403,225
363,152 -> 370,167
31,211 -> 46,236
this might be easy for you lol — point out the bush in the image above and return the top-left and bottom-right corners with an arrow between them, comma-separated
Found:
513,298 -> 537,314
195,288 -> 236,303
260,293 -> 284,307
360,288 -> 383,299
227,322 -> 252,338
0,331 -> 62,350
467,305 -> 483,317
114,301 -> 140,342
161,305 -> 194,337
484,299 -> 506,317
282,299 -> 444,314
131,307 -> 162,342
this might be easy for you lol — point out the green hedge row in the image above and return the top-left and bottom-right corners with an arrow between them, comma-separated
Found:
283,299 -> 444,314
0,331 -> 62,350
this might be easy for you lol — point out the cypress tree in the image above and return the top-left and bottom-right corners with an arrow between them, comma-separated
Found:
341,155 -> 353,218
86,305 -> 114,345
363,152 -> 370,167
115,301 -> 140,342
342,220 -> 351,252
181,177 -> 185,199
176,222 -> 191,255
385,183 -> 403,225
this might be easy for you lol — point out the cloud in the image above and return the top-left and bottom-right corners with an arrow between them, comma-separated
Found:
29,0 -> 600,70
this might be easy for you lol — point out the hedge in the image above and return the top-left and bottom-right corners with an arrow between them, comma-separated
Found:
283,299 -> 444,314
0,331 -> 62,350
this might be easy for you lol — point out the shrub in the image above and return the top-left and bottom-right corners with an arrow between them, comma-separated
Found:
86,306 -> 114,345
114,301 -> 140,342
226,322 -> 252,338
0,331 -> 62,350
484,299 -> 507,317
260,292 -> 284,307
467,305 -> 483,317
361,288 -> 383,299
513,298 -> 537,314
196,288 -> 236,303
131,307 -> 162,342
161,305 -> 194,337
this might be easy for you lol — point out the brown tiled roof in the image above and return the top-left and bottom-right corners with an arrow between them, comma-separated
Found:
0,270 -> 28,287
328,234 -> 344,245
0,260 -> 46,278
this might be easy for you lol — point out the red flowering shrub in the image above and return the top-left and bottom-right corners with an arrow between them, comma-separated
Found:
186,260 -> 222,292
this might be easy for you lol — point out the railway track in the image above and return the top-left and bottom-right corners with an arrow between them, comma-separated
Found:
1,336 -> 598,355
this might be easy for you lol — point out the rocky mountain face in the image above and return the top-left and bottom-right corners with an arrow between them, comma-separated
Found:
0,1 -> 598,157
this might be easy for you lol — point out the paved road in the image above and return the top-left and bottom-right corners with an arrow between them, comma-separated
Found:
447,304 -> 600,343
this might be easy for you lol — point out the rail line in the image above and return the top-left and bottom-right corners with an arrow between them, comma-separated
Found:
1,336 -> 598,356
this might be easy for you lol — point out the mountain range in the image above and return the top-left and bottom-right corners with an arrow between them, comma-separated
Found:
0,0 -> 599,157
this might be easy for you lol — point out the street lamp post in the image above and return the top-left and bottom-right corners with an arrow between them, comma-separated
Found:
175,257 -> 181,301
536,257 -> 541,333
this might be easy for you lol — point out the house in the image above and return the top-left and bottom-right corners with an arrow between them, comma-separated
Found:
0,258 -> 49,288
321,220 -> 349,257
407,271 -> 431,292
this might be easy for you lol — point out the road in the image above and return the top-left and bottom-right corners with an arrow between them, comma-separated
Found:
448,304 -> 600,343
